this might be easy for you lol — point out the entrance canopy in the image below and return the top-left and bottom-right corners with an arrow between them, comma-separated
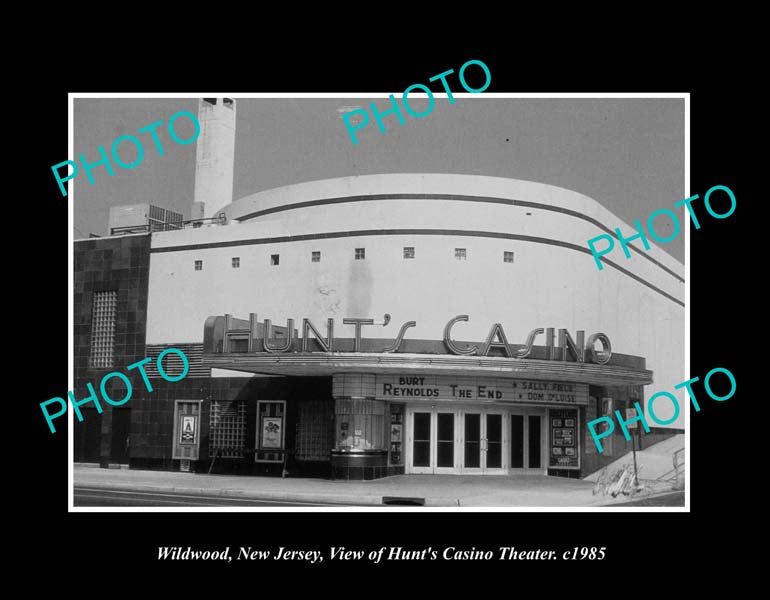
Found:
201,351 -> 651,387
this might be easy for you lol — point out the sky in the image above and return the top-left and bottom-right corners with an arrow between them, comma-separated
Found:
72,96 -> 685,261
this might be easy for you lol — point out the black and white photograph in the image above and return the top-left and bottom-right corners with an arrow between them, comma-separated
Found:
69,94 -> 686,509
25,43 -> 748,583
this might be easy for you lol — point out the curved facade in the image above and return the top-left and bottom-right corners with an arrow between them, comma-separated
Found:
142,174 -> 684,478
149,174 -> 683,389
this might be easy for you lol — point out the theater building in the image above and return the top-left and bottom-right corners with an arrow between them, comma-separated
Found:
74,172 -> 684,479
73,99 -> 684,480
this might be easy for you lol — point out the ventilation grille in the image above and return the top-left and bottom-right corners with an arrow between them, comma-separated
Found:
145,343 -> 210,378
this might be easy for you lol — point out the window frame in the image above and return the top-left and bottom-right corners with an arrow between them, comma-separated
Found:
89,290 -> 118,368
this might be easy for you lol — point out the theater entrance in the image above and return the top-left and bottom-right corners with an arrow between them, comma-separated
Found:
405,405 -> 547,475
405,406 -> 508,474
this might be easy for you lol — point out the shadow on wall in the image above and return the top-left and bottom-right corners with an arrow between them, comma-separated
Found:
347,254 -> 373,317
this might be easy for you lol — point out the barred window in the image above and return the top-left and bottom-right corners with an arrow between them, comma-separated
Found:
209,401 -> 247,458
295,399 -> 334,461
194,260 -> 203,271
504,251 -> 514,263
89,291 -> 117,368
355,247 -> 365,260
232,257 -> 240,268
311,251 -> 321,263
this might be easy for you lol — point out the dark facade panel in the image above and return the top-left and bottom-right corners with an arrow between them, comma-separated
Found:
73,234 -> 151,464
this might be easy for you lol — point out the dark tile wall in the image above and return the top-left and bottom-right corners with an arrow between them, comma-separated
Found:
73,234 -> 151,464
72,235 -> 336,475
129,376 -> 334,477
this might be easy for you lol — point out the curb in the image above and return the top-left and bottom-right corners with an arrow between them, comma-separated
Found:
73,480 -> 459,507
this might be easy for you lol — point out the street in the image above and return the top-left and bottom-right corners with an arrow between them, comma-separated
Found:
74,487 -> 353,507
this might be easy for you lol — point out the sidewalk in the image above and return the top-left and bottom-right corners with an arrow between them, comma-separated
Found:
584,434 -> 684,483
73,465 -> 678,507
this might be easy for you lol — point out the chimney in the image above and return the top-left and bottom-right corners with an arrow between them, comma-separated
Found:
193,98 -> 236,220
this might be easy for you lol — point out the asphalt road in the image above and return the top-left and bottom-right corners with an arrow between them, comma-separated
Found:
74,487 -> 352,507
75,486 -> 685,508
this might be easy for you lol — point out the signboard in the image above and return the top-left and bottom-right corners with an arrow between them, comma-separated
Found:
255,400 -> 285,463
261,417 -> 283,449
389,407 -> 403,465
212,313 -> 614,365
172,400 -> 202,461
625,407 -> 638,429
549,408 -> 579,469
376,375 -> 588,405
180,416 -> 197,444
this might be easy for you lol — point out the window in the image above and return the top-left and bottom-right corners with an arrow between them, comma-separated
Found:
355,248 -> 365,260
89,290 -> 117,368
194,260 -> 203,271
311,251 -> 321,263
270,254 -> 279,266
455,248 -> 467,260
232,257 -> 240,269
504,251 -> 514,263
209,401 -> 247,458
403,246 -> 415,259
223,98 -> 234,108
335,398 -> 385,451
203,98 -> 217,105
295,399 -> 334,461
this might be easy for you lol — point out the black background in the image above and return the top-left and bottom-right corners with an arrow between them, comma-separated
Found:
26,34 -> 748,584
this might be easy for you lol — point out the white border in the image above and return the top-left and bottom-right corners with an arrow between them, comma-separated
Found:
67,92 -> 690,513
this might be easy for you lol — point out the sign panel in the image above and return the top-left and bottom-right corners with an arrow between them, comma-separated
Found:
172,400 -> 202,461
549,408 -> 579,469
625,407 -> 638,429
211,314 -> 614,365
261,417 -> 283,449
180,415 -> 197,444
376,375 -> 588,405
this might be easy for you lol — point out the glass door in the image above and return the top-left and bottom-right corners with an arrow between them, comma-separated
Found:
435,411 -> 456,474
485,413 -> 504,471
463,412 -> 482,472
509,409 -> 545,473
462,410 -> 507,473
410,411 -> 433,474
406,408 -> 509,474
407,409 -> 458,474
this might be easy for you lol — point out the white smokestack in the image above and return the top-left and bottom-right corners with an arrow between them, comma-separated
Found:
193,98 -> 236,220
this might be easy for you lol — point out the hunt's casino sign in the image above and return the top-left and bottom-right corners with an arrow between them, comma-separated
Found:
212,312 -> 613,365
